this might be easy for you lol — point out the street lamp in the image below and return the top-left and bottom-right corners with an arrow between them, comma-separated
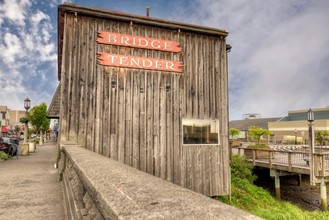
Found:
23,97 -> 30,144
24,97 -> 31,111
307,108 -> 314,122
307,108 -> 315,186
308,108 -> 327,211
21,97 -> 31,156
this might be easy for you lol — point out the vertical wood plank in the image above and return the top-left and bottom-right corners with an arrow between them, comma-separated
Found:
60,13 -> 72,142
110,72 -> 118,160
166,73 -> 173,181
132,71 -> 140,169
82,17 -> 90,150
186,33 -> 192,119
78,16 -> 87,148
173,75 -> 181,185
117,69 -> 126,163
146,71 -> 154,175
95,19 -> 104,154
186,147 -> 193,190
159,73 -> 167,180
125,70 -> 133,166
69,13 -> 80,143
153,72 -> 160,177
192,34 -> 199,118
139,71 -> 147,171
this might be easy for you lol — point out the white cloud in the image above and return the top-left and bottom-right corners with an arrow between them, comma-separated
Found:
0,0 -> 328,119
186,0 -> 329,119
0,33 -> 23,63
50,0 -> 72,8
0,0 -> 58,111
0,0 -> 32,26
37,43 -> 57,62
31,10 -> 49,27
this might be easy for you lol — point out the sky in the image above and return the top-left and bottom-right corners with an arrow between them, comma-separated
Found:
0,0 -> 328,120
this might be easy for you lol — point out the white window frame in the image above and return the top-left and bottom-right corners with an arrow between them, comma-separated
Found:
182,119 -> 220,145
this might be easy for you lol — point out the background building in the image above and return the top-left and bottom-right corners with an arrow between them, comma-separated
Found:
229,117 -> 281,142
268,107 -> 329,144
0,105 -> 10,136
8,109 -> 26,132
0,105 -> 26,136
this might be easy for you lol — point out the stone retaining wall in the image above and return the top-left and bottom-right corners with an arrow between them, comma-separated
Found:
59,144 -> 260,220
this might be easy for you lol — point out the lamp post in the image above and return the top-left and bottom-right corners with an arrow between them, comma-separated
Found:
21,97 -> 30,156
307,108 -> 315,185
308,108 -> 328,211
23,97 -> 31,143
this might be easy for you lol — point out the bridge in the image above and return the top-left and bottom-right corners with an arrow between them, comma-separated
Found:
237,145 -> 329,210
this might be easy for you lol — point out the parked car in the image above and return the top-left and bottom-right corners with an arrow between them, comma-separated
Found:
0,137 -> 18,157
0,142 -> 11,154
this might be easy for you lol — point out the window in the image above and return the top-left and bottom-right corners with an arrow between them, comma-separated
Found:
1,112 -> 6,120
182,119 -> 219,145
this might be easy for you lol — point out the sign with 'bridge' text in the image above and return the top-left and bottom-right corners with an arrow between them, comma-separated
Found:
97,32 -> 182,53
96,32 -> 183,73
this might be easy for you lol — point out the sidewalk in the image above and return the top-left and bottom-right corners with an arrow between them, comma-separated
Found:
0,139 -> 65,220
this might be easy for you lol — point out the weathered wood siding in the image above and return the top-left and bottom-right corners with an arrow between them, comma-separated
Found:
59,11 -> 229,196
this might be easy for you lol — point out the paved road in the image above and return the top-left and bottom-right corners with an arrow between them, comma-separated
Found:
0,139 -> 65,220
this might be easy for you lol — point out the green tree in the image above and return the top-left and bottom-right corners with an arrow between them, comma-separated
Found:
229,128 -> 241,140
15,125 -> 20,135
28,103 -> 49,144
315,131 -> 329,146
41,117 -> 50,140
248,125 -> 272,145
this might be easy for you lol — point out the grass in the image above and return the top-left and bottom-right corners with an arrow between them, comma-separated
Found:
219,154 -> 329,220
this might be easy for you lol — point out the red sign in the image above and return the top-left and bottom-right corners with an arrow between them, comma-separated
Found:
97,52 -> 183,73
97,32 -> 181,53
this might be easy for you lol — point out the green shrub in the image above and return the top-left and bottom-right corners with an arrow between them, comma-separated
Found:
230,154 -> 257,183
32,138 -> 40,143
0,151 -> 11,161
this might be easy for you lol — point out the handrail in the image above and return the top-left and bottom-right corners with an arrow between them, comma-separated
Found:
236,147 -> 329,177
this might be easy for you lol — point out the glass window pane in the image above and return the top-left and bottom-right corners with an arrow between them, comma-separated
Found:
182,119 -> 219,145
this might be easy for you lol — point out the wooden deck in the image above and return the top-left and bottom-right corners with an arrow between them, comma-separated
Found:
237,145 -> 329,180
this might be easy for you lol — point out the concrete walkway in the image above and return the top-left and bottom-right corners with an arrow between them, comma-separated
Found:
0,139 -> 65,220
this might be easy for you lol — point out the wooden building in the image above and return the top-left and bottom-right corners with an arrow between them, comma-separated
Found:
53,3 -> 230,196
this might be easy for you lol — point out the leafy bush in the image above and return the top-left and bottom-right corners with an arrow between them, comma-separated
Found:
19,117 -> 28,123
33,138 -> 40,143
0,151 -> 11,161
230,154 -> 257,183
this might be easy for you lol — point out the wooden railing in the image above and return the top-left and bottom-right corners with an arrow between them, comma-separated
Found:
237,146 -> 329,177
